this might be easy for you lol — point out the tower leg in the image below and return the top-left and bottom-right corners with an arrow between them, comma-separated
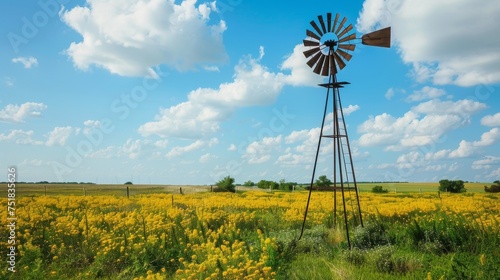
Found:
298,76 -> 332,240
333,84 -> 351,248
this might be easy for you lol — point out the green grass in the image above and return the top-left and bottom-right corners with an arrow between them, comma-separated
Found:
357,182 -> 489,193
1,182 -> 492,197
282,210 -> 500,280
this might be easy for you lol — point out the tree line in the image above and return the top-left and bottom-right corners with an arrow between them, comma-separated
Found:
216,176 -> 500,194
215,176 -> 299,192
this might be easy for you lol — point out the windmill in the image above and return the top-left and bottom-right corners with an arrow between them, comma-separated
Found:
299,12 -> 391,248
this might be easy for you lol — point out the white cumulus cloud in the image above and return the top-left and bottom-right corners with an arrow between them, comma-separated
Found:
357,98 -> 487,150
199,153 -> 216,163
343,105 -> 360,116
61,0 -> 227,77
357,0 -> 500,86
12,56 -> 38,68
0,130 -> 42,145
425,128 -> 500,159
166,138 -> 218,159
46,126 -> 74,146
481,113 -> 500,127
0,102 -> 47,123
244,135 -> 282,164
281,44 -> 324,87
138,51 -> 285,139
406,86 -> 446,102
472,156 -> 500,170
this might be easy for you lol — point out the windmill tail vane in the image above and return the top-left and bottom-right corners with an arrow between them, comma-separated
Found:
298,12 -> 391,248
361,27 -> 391,48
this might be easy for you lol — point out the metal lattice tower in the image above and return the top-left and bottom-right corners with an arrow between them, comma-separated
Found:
298,13 -> 391,248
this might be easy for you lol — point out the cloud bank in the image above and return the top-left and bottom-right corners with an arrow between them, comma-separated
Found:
61,0 -> 227,77
357,0 -> 500,86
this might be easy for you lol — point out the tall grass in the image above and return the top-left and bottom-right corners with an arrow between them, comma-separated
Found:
0,191 -> 498,279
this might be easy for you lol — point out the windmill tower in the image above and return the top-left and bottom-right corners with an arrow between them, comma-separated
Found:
299,13 -> 391,248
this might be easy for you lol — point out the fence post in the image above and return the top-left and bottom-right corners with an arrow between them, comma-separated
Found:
126,186 -> 130,198
172,195 -> 174,207
83,187 -> 86,196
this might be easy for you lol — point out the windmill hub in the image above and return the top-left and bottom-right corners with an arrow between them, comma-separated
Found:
324,39 -> 337,48
303,13 -> 357,76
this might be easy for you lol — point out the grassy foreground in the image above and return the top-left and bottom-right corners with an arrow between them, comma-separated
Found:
1,190 -> 499,279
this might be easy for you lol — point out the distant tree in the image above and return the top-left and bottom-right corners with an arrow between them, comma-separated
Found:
257,180 -> 279,190
124,181 -> 133,185
438,179 -> 466,193
315,175 -> 333,188
216,176 -> 236,192
279,179 -> 297,191
279,179 -> 287,190
243,180 -> 255,187
372,185 -> 389,193
484,180 -> 500,193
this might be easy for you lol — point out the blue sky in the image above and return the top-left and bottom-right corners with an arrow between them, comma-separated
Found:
1,0 -> 499,184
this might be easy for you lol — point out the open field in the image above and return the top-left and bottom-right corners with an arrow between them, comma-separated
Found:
356,182 -> 490,193
0,183 -> 212,197
0,181 -> 492,197
1,189 -> 499,279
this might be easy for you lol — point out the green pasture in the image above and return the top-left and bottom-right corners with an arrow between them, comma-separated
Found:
357,182 -> 489,193
1,182 -> 492,197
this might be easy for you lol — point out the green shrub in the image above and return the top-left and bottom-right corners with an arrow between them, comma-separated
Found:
343,248 -> 366,266
372,246 -> 421,274
371,185 -> 389,193
406,214 -> 477,254
243,180 -> 255,186
438,179 -> 466,193
315,175 -> 332,188
351,222 -> 390,249
484,180 -> 500,193
256,180 -> 279,190
373,246 -> 395,273
215,176 -> 235,192
279,179 -> 297,191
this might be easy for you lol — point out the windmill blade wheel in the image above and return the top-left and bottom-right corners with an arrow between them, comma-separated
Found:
303,12 -> 356,77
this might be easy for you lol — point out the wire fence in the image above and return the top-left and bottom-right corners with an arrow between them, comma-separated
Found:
0,184 -> 214,198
